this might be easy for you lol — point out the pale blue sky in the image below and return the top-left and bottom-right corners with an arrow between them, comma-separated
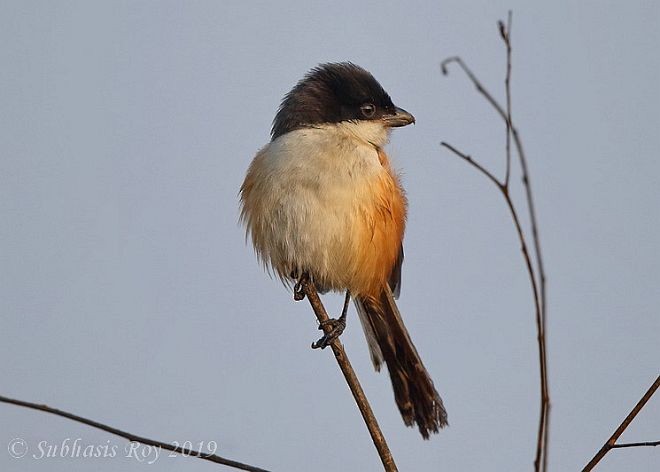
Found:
1,1 -> 658,471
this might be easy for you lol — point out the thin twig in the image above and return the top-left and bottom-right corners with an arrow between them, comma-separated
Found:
440,142 -> 502,189
611,441 -> 659,449
441,140 -> 547,470
582,375 -> 660,471
441,56 -> 504,120
500,11 -> 513,188
502,13 -> 549,471
299,278 -> 398,472
0,394 -> 270,472
441,20 -> 548,342
441,21 -> 547,324
441,12 -> 550,471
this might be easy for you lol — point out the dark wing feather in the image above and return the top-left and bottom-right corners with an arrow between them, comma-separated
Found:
388,245 -> 404,298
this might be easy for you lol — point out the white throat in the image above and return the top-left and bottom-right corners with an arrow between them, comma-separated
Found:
324,120 -> 391,148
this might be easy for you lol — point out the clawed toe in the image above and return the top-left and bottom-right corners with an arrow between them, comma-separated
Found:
293,275 -> 308,301
311,317 -> 346,349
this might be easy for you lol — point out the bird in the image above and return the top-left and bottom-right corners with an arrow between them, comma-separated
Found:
239,62 -> 448,438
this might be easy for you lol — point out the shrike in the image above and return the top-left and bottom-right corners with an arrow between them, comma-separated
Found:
240,62 -> 447,438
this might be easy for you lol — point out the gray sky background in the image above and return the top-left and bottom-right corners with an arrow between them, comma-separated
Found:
1,1 -> 658,471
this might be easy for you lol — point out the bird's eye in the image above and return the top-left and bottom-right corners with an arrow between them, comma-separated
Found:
360,103 -> 376,118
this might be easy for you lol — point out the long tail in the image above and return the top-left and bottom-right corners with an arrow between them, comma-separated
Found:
355,286 -> 448,438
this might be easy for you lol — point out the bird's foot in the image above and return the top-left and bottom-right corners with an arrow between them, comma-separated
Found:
311,317 -> 346,349
293,274 -> 308,301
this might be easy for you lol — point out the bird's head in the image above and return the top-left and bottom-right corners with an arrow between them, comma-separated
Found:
271,62 -> 414,145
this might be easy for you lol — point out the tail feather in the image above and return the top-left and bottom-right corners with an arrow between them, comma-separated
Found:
355,286 -> 448,438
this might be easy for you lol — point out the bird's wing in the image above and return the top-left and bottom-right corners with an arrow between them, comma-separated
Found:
388,244 -> 404,298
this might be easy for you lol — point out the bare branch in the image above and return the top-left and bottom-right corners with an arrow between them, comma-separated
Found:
441,51 -> 547,324
441,11 -> 550,471
298,278 -> 398,472
441,141 -> 546,472
440,142 -> 503,189
499,11 -> 513,188
442,16 -> 548,344
0,394 -> 271,472
440,56 -> 506,120
611,441 -> 660,449
583,375 -> 660,471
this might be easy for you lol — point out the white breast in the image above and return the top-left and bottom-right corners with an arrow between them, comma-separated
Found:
240,122 -> 392,290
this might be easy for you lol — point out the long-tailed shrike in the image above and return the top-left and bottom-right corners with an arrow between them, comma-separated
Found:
240,62 -> 447,438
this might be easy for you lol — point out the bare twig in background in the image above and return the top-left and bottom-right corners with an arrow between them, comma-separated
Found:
611,441 -> 660,449
0,394 -> 270,472
441,11 -> 550,472
582,375 -> 660,471
441,141 -> 547,470
501,11 -> 513,188
297,278 -> 398,472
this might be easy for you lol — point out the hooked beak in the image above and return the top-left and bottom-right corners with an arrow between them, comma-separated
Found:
382,106 -> 415,127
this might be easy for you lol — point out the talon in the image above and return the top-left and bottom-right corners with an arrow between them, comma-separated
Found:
318,318 -> 340,330
293,286 -> 305,301
293,276 -> 307,301
312,317 -> 346,349
311,338 -> 327,349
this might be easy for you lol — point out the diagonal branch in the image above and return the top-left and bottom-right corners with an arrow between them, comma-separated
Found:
0,394 -> 270,472
440,142 -> 503,189
296,278 -> 398,472
582,375 -> 660,471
